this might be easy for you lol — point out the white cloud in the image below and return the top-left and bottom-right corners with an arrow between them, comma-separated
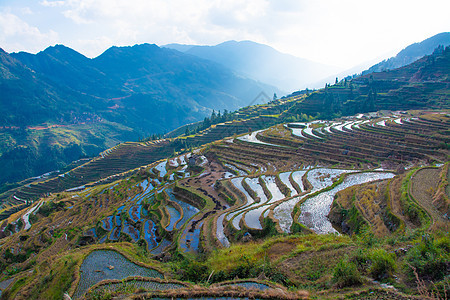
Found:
1,0 -> 449,67
40,0 -> 65,8
0,11 -> 58,53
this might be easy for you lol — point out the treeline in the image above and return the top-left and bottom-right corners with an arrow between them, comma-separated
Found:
184,109 -> 235,136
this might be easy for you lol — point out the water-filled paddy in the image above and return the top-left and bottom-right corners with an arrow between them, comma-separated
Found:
307,168 -> 354,192
109,226 -> 121,240
303,126 -> 322,139
229,177 -> 264,230
122,220 -> 140,242
180,221 -> 203,253
272,169 -> 353,233
150,238 -> 172,255
236,130 -> 278,147
261,176 -> 285,203
222,281 -> 271,290
279,172 -> 297,195
89,279 -> 184,295
129,205 -> 142,222
73,250 -> 163,299
291,170 -> 307,193
298,172 -> 395,234
144,219 -> 158,250
155,161 -> 168,178
216,213 -> 230,247
166,205 -> 181,231
243,206 -> 265,229
166,189 -> 199,230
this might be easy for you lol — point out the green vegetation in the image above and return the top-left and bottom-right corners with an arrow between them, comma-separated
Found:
0,46 -> 448,300
332,255 -> 363,288
405,234 -> 450,281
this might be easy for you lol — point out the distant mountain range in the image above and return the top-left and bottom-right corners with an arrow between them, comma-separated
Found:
0,43 -> 279,185
6,43 -> 279,132
363,32 -> 450,75
164,40 -> 340,91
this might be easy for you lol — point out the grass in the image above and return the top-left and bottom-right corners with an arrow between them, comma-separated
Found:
400,170 -> 431,228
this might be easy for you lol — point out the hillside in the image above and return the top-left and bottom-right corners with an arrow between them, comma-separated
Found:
363,32 -> 450,75
0,109 -> 447,299
0,45 -> 448,299
288,45 -> 450,119
0,44 -> 280,186
165,40 -> 339,91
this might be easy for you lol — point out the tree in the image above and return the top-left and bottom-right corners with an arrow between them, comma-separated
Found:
335,77 -> 338,84
273,93 -> 277,101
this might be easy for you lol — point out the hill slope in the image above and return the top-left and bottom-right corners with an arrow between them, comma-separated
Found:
363,32 -> 450,74
288,45 -> 450,119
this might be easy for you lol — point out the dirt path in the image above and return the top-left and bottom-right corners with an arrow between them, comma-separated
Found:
410,167 -> 446,230
178,158 -> 231,252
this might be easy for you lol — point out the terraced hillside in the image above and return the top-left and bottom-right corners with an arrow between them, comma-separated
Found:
0,95 -> 301,217
0,48 -> 448,299
0,108 -> 447,299
287,45 -> 450,119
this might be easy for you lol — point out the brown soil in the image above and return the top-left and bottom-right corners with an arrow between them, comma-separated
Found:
267,242 -> 296,261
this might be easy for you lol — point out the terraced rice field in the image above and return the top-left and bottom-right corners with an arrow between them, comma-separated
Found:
88,279 -> 185,296
298,172 -> 395,234
144,219 -> 159,250
226,178 -> 255,230
221,281 -> 271,290
73,250 -> 163,299
165,205 -> 181,231
166,189 -> 199,230
1,111 -> 447,300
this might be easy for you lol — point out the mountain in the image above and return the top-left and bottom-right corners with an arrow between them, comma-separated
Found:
11,43 -> 279,121
363,32 -> 450,74
164,40 -> 340,91
164,43 -> 194,52
0,44 -> 280,185
0,44 -> 448,300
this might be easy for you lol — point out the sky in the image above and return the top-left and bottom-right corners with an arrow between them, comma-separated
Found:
0,0 -> 449,69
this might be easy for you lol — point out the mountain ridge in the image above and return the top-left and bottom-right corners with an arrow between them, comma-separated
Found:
164,40 -> 340,91
363,32 -> 450,75
0,43 -> 280,185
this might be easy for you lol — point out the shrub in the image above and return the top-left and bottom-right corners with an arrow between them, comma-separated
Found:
176,259 -> 210,283
368,248 -> 396,280
332,255 -> 363,288
405,234 -> 450,281
357,225 -> 378,247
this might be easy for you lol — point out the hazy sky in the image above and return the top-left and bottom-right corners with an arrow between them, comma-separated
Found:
1,0 -> 449,69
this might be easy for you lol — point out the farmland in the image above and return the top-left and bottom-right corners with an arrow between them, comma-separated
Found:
0,107 -> 447,299
0,48 -> 448,299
